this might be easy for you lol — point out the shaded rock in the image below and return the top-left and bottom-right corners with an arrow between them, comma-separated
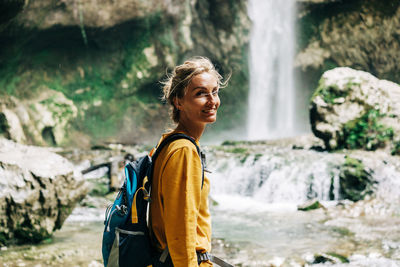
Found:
0,138 -> 88,245
297,198 -> 325,211
310,67 -> 400,151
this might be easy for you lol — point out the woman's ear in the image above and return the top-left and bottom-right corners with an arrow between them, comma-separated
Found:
174,97 -> 182,110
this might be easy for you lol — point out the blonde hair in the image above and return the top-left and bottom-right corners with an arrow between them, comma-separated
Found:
161,56 -> 228,123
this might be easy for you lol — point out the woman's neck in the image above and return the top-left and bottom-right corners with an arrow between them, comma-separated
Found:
175,120 -> 205,141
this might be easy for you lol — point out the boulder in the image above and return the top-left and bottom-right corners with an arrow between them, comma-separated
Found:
310,67 -> 400,152
0,138 -> 88,245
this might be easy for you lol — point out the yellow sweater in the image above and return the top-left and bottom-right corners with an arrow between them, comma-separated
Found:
150,132 -> 212,267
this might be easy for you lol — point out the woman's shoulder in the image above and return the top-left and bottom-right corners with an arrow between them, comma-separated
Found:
158,132 -> 200,155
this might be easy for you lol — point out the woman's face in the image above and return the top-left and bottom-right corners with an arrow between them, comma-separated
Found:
175,72 -> 220,125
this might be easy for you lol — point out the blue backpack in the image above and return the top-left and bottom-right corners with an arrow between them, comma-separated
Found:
102,133 -> 203,267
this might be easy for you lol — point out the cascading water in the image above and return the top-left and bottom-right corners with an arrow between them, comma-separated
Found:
207,144 -> 400,266
208,146 -> 343,205
247,0 -> 296,140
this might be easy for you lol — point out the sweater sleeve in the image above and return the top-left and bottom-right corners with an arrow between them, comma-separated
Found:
161,145 -> 203,267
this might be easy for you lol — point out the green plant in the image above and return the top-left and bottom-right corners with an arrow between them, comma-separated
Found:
312,78 -> 347,104
392,140 -> 400,155
342,109 -> 394,150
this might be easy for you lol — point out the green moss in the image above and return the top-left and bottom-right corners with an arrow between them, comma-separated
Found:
312,78 -> 348,104
298,200 -> 322,211
1,12 -> 168,145
341,109 -> 394,150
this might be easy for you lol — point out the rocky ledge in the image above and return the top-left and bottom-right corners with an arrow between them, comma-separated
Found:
0,138 -> 88,245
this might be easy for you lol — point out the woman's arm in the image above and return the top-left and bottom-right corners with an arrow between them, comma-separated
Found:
162,145 -> 203,267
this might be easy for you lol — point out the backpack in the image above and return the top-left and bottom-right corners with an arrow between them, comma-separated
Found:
102,133 -> 203,267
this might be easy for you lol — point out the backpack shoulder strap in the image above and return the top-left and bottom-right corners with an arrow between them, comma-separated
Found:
150,133 -> 205,188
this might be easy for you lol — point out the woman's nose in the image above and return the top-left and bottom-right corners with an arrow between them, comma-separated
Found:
207,91 -> 219,103
206,93 -> 217,104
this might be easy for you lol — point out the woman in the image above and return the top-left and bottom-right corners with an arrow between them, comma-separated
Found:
150,57 -> 226,267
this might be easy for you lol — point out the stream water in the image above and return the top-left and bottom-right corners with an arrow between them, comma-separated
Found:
1,141 -> 400,267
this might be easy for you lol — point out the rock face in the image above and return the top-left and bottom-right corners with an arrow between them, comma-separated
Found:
296,1 -> 400,82
310,67 -> 400,152
0,139 -> 88,245
0,89 -> 77,146
10,0 -> 183,29
0,0 -> 250,145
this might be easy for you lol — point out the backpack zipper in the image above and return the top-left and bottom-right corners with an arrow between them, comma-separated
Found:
104,203 -> 113,225
106,204 -> 128,232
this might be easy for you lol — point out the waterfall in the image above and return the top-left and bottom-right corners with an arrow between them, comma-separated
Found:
247,0 -> 296,140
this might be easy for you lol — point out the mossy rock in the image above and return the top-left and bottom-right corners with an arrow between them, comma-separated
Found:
313,252 -> 349,264
338,156 -> 375,201
297,199 -> 324,211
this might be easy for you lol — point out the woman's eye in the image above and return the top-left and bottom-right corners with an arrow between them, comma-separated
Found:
196,91 -> 206,96
195,90 -> 219,97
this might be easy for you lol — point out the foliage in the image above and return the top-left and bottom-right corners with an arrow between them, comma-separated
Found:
341,109 -> 394,150
312,78 -> 349,104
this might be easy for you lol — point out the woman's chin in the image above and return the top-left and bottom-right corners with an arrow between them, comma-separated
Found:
204,116 -> 217,124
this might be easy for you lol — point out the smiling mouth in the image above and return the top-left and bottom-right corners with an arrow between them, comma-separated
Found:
203,108 -> 217,113
202,108 -> 217,114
